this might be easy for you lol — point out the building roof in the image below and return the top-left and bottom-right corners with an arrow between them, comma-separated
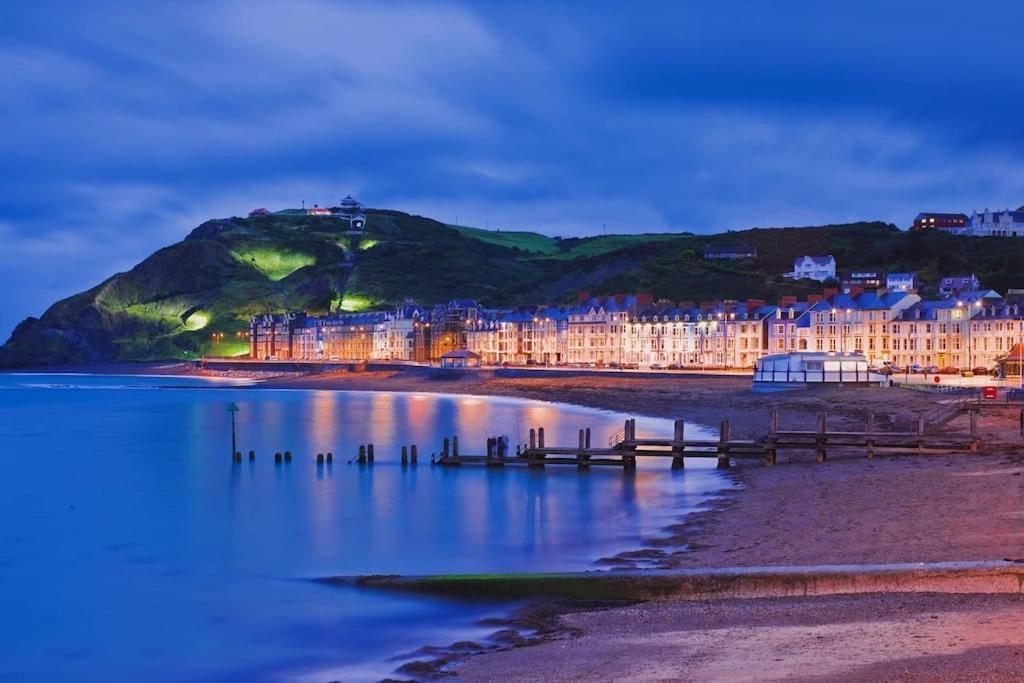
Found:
441,349 -> 480,359
794,255 -> 835,266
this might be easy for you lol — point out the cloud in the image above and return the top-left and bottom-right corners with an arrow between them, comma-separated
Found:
3,0 -> 1024,338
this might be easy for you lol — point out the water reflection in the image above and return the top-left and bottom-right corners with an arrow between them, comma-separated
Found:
0,375 -> 728,683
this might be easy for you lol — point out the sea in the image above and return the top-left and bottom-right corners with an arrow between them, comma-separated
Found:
0,373 -> 729,681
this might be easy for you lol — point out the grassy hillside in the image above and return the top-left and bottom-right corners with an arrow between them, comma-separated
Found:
4,210 -> 1024,367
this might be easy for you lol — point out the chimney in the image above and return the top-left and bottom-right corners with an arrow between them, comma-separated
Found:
779,295 -> 798,308
823,287 -> 839,298
637,293 -> 654,308
745,299 -> 766,311
807,294 -> 823,304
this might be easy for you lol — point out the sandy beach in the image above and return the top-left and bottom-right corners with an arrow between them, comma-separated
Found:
22,364 -> 1024,680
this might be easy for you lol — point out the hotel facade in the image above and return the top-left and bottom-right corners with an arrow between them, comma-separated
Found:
249,288 -> 1024,372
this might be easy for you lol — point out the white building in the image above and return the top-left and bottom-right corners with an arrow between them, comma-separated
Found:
886,272 -> 917,292
789,255 -> 836,282
968,209 -> 1024,237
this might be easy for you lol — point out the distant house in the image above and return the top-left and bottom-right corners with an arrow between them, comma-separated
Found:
911,212 -> 968,232
839,272 -> 880,294
938,274 -> 980,297
248,207 -> 271,217
703,244 -> 757,260
788,255 -> 836,282
886,272 -> 917,292
306,205 -> 332,216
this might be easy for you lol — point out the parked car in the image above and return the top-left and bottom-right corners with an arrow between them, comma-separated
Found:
649,363 -> 664,370
924,365 -> 939,374
973,366 -> 991,376
889,365 -> 903,373
667,363 -> 681,370
909,363 -> 924,373
938,366 -> 958,375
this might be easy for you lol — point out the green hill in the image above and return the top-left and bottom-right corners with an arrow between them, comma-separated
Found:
3,209 -> 1024,367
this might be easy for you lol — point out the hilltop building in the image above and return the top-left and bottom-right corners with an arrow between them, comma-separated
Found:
967,209 -> 1024,237
788,255 -> 836,282
911,212 -> 968,232
702,244 -> 757,260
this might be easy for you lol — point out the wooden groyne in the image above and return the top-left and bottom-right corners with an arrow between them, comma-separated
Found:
433,408 -> 982,470
230,409 -> 982,470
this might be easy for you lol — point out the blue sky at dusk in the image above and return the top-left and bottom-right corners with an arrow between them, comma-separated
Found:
3,0 -> 1024,337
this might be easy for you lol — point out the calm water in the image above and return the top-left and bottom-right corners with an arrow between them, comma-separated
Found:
0,373 -> 727,681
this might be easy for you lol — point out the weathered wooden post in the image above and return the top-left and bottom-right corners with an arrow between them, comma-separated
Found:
367,444 -> 374,462
671,419 -> 685,470
585,427 -> 591,449
442,437 -> 450,460
274,451 -> 282,464
401,445 -> 408,464
316,453 -> 324,464
233,451 -> 242,462
766,409 -> 778,466
717,420 -> 731,469
227,402 -> 239,460
529,429 -> 537,451
410,444 -> 418,463
815,412 -> 827,462
537,428 -> 545,449
248,449 -> 255,461
866,412 -> 875,460
577,429 -> 588,469
358,444 -> 366,464
452,436 -> 459,458
284,450 -> 293,462
326,452 -> 333,463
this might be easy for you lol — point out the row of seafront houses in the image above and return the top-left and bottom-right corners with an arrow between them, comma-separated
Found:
250,286 -> 1024,375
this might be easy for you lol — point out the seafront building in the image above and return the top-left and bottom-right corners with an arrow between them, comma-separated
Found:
249,288 -> 1024,373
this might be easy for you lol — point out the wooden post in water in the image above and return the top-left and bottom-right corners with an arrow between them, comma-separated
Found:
316,453 -> 324,464
537,428 -> 545,449
284,450 -> 292,462
358,445 -> 366,464
326,452 -> 333,463
671,419 -> 685,470
248,449 -> 255,461
401,446 -> 408,464
529,429 -> 536,451
866,412 -> 875,460
367,444 -> 374,462
275,451 -> 282,464
585,428 -> 591,449
766,409 -> 778,466
815,412 -> 827,462
577,429 -> 588,469
717,420 -> 731,469
410,444 -> 418,464
233,451 -> 242,462
452,436 -> 459,458
442,437 -> 450,460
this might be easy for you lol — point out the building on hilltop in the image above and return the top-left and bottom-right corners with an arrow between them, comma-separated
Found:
967,209 -> 1024,237
911,212 -> 968,232
702,244 -> 757,260
787,255 -> 836,282
841,271 -> 882,293
306,204 -> 332,216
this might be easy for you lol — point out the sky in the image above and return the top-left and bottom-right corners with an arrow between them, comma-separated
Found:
3,0 -> 1024,338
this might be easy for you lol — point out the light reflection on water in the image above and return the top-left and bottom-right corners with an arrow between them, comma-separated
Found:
0,374 -> 729,682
